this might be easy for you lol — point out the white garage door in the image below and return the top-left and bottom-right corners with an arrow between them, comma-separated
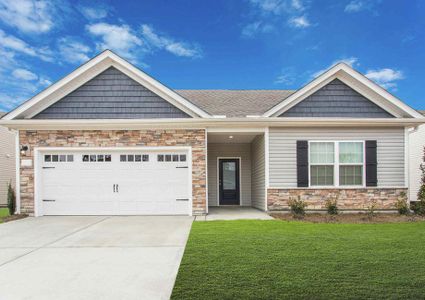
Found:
39,150 -> 190,215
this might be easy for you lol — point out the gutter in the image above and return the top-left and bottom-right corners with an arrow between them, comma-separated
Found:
1,117 -> 425,130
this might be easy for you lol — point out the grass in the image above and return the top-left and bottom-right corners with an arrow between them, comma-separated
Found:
0,207 -> 10,223
172,220 -> 425,300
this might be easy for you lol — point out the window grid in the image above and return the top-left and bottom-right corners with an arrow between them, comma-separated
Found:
309,141 -> 365,187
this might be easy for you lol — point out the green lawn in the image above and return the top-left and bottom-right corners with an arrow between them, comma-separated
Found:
0,207 -> 10,223
172,220 -> 425,300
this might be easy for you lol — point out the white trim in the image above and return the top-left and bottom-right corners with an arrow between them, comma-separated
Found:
263,63 -> 423,119
308,140 -> 366,188
3,50 -> 210,120
264,128 -> 269,211
14,130 -> 20,214
216,157 -> 242,206
33,146 -> 193,217
2,118 -> 424,131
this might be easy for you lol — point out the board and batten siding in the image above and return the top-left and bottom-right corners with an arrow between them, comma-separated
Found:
269,127 -> 405,188
207,143 -> 251,206
251,135 -> 265,210
0,125 -> 15,206
408,125 -> 425,201
34,67 -> 190,119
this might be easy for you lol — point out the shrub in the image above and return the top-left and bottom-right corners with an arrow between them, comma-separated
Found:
414,161 -> 425,215
288,196 -> 307,218
411,201 -> 425,216
366,199 -> 377,219
325,198 -> 338,215
7,182 -> 15,216
395,192 -> 409,215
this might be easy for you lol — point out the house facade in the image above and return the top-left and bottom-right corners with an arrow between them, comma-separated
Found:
1,50 -> 423,216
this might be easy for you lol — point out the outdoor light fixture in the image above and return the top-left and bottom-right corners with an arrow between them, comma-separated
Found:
229,135 -> 233,139
20,145 -> 28,155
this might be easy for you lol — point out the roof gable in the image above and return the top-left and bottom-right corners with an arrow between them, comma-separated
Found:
264,63 -> 423,118
3,50 -> 210,120
280,79 -> 394,118
34,67 -> 190,119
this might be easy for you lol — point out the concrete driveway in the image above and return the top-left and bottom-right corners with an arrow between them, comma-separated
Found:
0,216 -> 193,300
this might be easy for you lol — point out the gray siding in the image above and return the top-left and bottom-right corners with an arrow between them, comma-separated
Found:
34,67 -> 190,119
251,135 -> 265,210
208,143 -> 251,206
0,125 -> 15,206
269,127 -> 405,188
280,79 -> 394,118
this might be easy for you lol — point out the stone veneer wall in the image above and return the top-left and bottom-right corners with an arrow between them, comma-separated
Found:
267,188 -> 408,211
19,129 -> 206,215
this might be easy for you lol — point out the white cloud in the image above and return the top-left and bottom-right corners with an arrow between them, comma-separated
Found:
245,0 -> 312,35
365,68 -> 404,90
86,22 -> 143,62
0,0 -> 55,33
241,21 -> 274,37
274,74 -> 294,85
12,68 -> 37,80
58,37 -> 92,64
0,29 -> 53,62
79,5 -> 109,20
141,24 -> 202,58
288,15 -> 310,28
312,57 -> 359,78
345,1 -> 364,13
249,0 -> 304,15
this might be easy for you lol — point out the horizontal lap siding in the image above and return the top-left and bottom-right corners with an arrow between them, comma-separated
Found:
207,143 -> 251,206
0,127 -> 15,205
269,127 -> 405,188
34,67 -> 190,119
251,135 -> 265,210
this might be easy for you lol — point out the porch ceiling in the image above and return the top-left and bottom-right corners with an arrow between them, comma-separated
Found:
207,132 -> 261,144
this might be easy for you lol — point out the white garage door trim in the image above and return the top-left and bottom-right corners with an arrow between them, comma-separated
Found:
34,146 -> 193,217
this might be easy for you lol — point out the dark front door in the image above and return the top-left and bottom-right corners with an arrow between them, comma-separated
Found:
219,159 -> 240,205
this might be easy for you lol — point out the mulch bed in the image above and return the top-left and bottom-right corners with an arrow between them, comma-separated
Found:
271,212 -> 425,223
0,214 -> 28,223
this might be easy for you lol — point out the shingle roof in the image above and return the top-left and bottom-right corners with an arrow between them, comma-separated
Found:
176,90 -> 295,117
418,110 -> 425,116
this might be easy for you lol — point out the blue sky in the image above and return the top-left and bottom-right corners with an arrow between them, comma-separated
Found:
0,0 -> 424,112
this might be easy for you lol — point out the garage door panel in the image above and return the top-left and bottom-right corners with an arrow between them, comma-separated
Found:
40,150 -> 190,215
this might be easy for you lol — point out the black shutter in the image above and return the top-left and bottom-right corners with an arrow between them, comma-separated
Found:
365,140 -> 378,187
296,140 -> 309,187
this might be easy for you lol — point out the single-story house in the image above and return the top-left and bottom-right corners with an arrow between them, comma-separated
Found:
1,50 -> 424,216
0,112 -> 16,207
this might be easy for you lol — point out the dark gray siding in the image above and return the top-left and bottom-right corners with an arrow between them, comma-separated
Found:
280,79 -> 394,118
34,67 -> 190,119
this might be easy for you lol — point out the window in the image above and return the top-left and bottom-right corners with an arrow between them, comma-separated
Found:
142,154 -> 149,162
310,142 -> 335,186
120,155 -> 126,162
157,153 -> 186,162
83,154 -> 112,162
127,155 -> 134,162
339,142 -> 363,186
309,141 -> 364,187
44,154 -> 74,163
